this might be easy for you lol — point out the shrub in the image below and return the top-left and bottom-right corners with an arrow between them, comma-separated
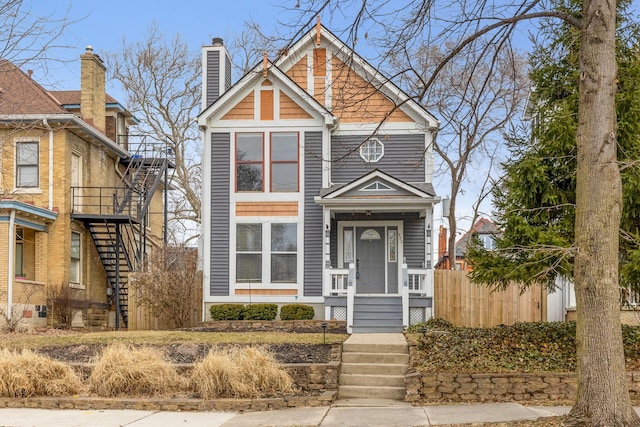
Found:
88,343 -> 186,397
0,349 -> 82,397
280,304 -> 315,320
210,303 -> 245,320
244,303 -> 278,320
191,346 -> 294,399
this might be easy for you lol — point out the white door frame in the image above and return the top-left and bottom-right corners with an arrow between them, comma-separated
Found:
337,220 -> 403,295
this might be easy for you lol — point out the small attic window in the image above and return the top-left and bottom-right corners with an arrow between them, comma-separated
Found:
363,181 -> 392,191
359,138 -> 384,163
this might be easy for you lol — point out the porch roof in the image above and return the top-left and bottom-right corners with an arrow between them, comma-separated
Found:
0,200 -> 57,231
315,169 -> 439,214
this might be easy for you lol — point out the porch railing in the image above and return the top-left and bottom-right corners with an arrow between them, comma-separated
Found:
407,268 -> 433,296
324,268 -> 349,296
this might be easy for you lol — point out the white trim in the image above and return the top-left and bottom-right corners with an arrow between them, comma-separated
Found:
338,220 -> 403,295
322,170 -> 433,199
274,25 -> 438,129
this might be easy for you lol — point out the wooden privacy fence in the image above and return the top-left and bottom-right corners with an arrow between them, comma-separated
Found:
434,270 -> 546,327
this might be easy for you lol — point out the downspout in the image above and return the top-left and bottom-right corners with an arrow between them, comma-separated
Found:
43,119 -> 54,210
7,209 -> 15,321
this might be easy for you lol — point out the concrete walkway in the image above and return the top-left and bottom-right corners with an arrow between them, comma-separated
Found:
0,401 -> 581,426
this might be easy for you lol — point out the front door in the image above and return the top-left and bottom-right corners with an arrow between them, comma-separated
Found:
356,227 -> 385,293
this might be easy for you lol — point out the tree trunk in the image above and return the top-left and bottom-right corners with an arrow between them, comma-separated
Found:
566,0 -> 640,424
447,197 -> 457,269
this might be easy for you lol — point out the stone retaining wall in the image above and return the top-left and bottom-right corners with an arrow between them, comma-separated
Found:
0,391 -> 336,411
405,340 -> 640,404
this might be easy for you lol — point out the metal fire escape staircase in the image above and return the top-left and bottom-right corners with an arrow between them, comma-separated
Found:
72,139 -> 173,329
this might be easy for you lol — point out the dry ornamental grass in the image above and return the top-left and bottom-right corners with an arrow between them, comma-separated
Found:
0,348 -> 82,397
191,346 -> 295,399
88,342 -> 186,397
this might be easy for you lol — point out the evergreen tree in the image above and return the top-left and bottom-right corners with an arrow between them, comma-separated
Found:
467,0 -> 640,291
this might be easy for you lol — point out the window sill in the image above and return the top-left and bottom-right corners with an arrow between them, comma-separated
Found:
15,278 -> 45,286
12,188 -> 43,194
69,282 -> 85,290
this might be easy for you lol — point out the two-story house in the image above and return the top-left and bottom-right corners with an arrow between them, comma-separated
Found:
0,47 -> 171,329
199,23 -> 439,333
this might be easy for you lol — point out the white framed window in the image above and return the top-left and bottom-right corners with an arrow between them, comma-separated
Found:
236,223 -> 262,282
271,223 -> 297,282
343,229 -> 354,263
359,138 -> 384,163
70,232 -> 81,283
16,141 -> 39,188
236,133 -> 264,192
388,229 -> 397,262
270,132 -> 299,192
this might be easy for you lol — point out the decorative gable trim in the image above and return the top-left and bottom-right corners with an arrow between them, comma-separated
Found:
275,25 -> 438,129
198,62 -> 336,127
321,169 -> 434,200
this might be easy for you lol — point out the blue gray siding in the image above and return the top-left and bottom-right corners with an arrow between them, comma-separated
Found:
331,134 -> 425,183
206,51 -> 221,108
304,132 -> 323,296
210,133 -> 230,296
404,218 -> 425,269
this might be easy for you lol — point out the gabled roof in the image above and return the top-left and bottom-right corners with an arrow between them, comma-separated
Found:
0,60 -> 68,115
455,218 -> 499,256
0,59 -> 129,159
275,24 -> 439,129
198,60 -> 336,126
320,169 -> 435,199
315,169 -> 438,214
49,90 -> 138,124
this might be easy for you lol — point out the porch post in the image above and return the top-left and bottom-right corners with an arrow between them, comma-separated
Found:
6,210 -> 16,321
347,262 -> 355,334
402,261 -> 409,328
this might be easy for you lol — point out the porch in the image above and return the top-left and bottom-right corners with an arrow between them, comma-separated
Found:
323,264 -> 433,333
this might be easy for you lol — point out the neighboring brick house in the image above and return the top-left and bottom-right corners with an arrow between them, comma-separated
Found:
435,218 -> 499,271
199,23 -> 440,333
0,48 -> 171,329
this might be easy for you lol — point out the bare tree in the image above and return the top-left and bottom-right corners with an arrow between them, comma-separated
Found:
397,41 -> 528,266
130,246 -> 200,328
294,0 -> 636,423
0,0 -> 73,69
105,24 -> 201,245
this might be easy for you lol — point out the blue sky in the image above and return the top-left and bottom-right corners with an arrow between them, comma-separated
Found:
25,0 -> 640,237
35,0 -> 295,98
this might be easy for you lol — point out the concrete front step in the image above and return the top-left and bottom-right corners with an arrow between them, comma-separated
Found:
343,342 -> 408,354
351,326 -> 404,333
342,352 -> 409,365
339,333 -> 409,401
341,362 -> 408,376
339,373 -> 405,387
338,385 -> 406,400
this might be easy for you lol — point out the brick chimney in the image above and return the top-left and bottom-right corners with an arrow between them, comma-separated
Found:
438,225 -> 448,260
80,46 -> 106,132
201,37 -> 232,111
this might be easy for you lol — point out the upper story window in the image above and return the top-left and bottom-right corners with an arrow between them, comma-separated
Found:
271,132 -> 299,192
477,233 -> 496,250
236,132 -> 300,193
236,133 -> 264,191
359,138 -> 384,163
16,141 -> 39,188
